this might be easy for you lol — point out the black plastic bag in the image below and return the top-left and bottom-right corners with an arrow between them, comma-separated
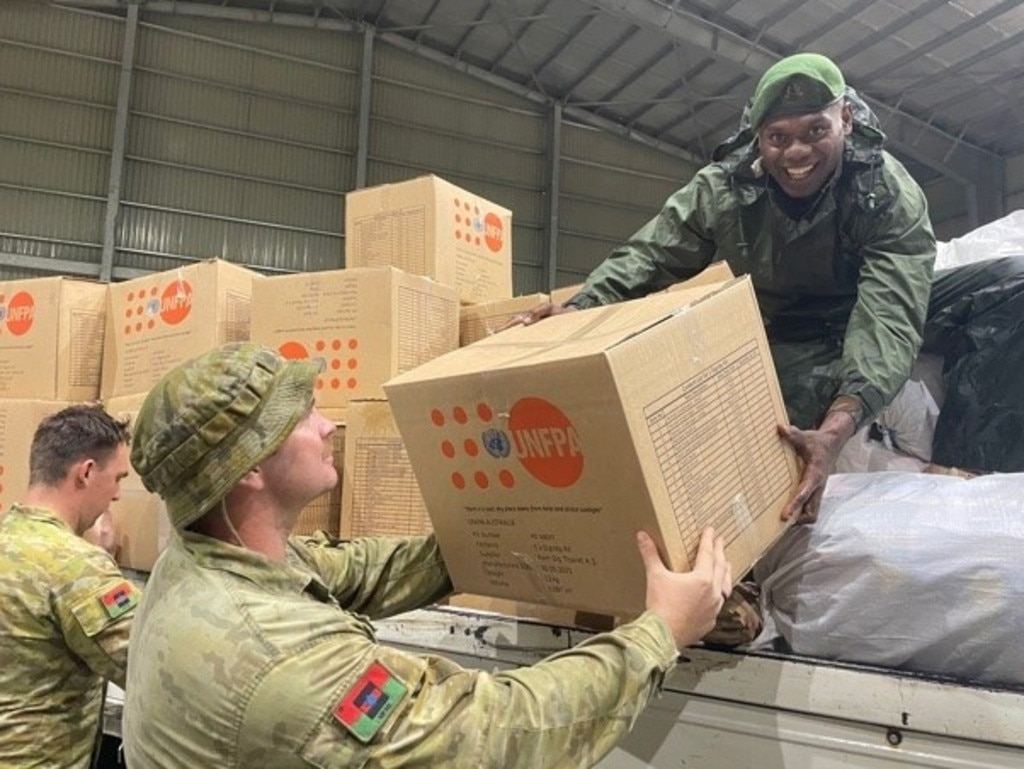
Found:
925,256 -> 1024,471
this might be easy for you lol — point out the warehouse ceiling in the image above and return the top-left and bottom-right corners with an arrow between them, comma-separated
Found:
70,0 -> 1023,195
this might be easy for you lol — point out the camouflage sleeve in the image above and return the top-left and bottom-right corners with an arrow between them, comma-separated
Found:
290,533 -> 453,619
839,152 -> 936,424
239,611 -> 677,768
51,552 -> 139,689
566,170 -> 718,309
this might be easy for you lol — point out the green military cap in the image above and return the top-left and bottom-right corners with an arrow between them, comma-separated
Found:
748,52 -> 846,129
130,342 -> 320,531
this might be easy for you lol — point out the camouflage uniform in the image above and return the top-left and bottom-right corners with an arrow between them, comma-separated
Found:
123,531 -> 677,768
0,504 -> 139,769
124,343 -> 681,769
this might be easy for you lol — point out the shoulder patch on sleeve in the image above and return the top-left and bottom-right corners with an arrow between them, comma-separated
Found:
333,661 -> 408,743
99,581 -> 139,619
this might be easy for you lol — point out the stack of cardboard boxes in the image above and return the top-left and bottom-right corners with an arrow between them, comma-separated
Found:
240,175 -> 520,544
102,259 -> 258,570
337,176 -> 600,625
326,177 -> 514,541
2,174 -> 798,627
0,277 -> 106,515
0,264 -> 262,573
248,265 -> 461,540
0,176 -> 543,585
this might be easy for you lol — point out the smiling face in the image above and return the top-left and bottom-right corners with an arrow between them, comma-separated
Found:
757,100 -> 852,199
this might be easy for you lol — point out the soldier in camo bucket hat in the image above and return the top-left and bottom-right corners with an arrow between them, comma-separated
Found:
130,341 -> 320,530
122,347 -> 733,768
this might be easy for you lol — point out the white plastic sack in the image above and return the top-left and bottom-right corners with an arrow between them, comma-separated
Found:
935,209 -> 1024,271
835,354 -> 944,472
834,427 -> 927,473
754,471 -> 1024,688
876,379 -> 941,462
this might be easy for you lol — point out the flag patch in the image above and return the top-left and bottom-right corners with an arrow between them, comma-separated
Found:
99,582 -> 138,619
333,661 -> 408,743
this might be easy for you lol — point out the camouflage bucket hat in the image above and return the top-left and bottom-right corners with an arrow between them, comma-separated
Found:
748,52 -> 846,129
130,342 -> 319,531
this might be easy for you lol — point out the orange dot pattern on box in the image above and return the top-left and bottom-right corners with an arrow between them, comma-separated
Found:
121,280 -> 194,336
278,339 -> 360,392
428,396 -> 585,492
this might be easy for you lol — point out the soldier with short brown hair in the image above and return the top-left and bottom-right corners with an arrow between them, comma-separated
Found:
0,403 -> 136,769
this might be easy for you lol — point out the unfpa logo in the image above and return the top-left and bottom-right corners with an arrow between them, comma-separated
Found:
0,291 -> 36,336
431,396 -> 584,491
123,280 -> 193,335
506,396 -> 583,488
159,281 -> 192,325
453,198 -> 505,254
483,213 -> 504,253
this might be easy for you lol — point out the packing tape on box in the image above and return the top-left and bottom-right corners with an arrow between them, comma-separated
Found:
731,494 -> 758,550
511,549 -> 562,606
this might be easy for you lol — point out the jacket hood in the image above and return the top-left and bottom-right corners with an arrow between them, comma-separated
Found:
712,86 -> 885,175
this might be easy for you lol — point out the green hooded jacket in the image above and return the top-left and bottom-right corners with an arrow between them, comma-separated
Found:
568,88 -> 936,426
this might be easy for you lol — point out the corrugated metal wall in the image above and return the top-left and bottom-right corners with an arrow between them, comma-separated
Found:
2,2 -> 1020,290
119,14 -> 360,275
368,44 -> 549,293
558,123 -> 696,287
0,2 -> 120,278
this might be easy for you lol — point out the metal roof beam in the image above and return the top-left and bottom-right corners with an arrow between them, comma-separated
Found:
66,0 -> 1002,217
561,24 -> 639,94
858,0 -> 1022,85
100,0 -> 138,283
831,0 -> 948,64
588,0 -> 1001,194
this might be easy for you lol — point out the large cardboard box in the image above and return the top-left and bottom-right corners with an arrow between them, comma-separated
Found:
459,293 -> 549,348
0,399 -> 72,512
295,410 -> 346,537
250,267 -> 459,410
340,400 -> 432,539
105,394 -> 172,571
345,176 -> 513,305
101,258 -> 256,399
0,277 -> 105,400
385,275 -> 800,617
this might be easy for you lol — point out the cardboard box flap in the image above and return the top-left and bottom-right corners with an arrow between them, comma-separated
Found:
613,276 -> 745,349
387,278 -> 738,385
666,260 -> 735,291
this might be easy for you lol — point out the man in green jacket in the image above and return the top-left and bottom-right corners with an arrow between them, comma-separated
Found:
515,52 -> 1024,521
123,342 -> 731,768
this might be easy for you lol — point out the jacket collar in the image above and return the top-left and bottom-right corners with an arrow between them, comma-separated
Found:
179,528 -> 324,597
